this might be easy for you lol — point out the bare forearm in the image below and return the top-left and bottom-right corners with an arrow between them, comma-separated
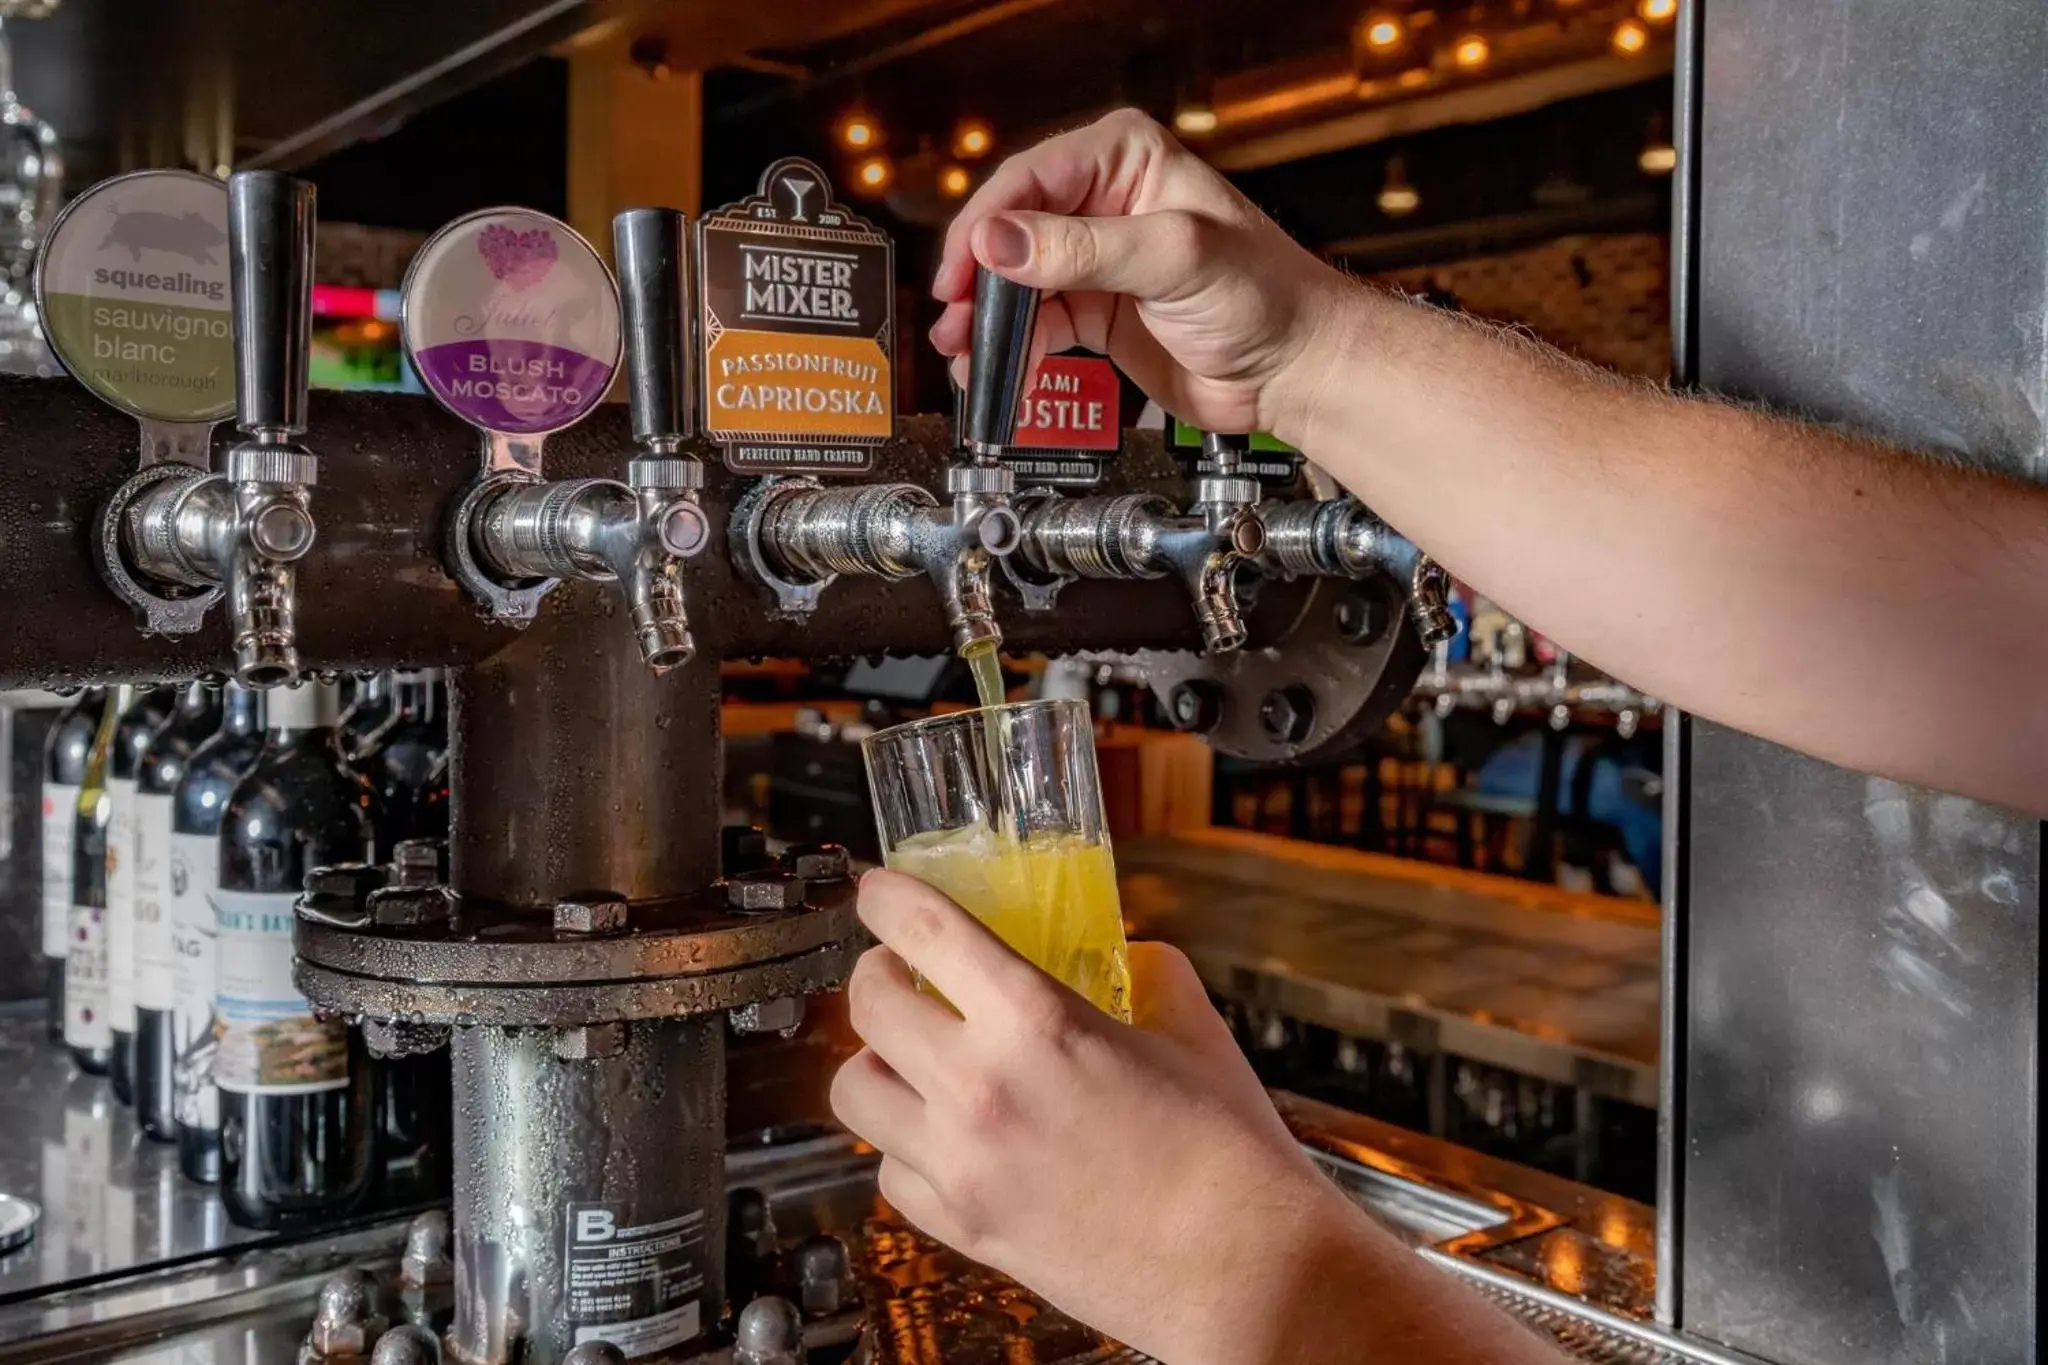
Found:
1282,283 -> 2048,813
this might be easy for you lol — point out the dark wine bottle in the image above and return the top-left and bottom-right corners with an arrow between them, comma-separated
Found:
170,683 -> 267,1184
106,686 -> 177,1105
40,689 -> 105,1042
352,669 -> 453,1207
338,672 -> 394,760
216,680 -> 375,1229
133,683 -> 225,1143
65,685 -> 124,1074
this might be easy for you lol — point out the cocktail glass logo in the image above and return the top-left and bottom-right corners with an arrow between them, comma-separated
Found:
778,173 -> 817,223
476,224 -> 559,291
100,208 -> 227,265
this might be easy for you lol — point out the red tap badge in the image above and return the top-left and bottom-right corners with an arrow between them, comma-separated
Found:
1007,353 -> 1120,487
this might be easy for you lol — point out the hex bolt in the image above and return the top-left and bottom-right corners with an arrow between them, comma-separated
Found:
1332,589 -> 1391,647
304,862 -> 389,909
1168,680 -> 1223,735
727,873 -> 809,914
783,842 -> 851,882
795,1234 -> 856,1317
1258,685 -> 1317,746
390,839 -> 443,887
400,1209 -> 453,1289
307,1267 -> 373,1357
553,1022 -> 628,1061
731,997 -> 805,1036
367,885 -> 456,929
735,1295 -> 806,1365
553,895 -> 629,935
370,1324 -> 439,1365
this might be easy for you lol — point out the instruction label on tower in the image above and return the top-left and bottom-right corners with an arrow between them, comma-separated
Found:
562,1201 -> 708,1354
698,158 -> 895,474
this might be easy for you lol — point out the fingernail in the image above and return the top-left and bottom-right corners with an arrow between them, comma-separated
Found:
980,215 -> 1032,270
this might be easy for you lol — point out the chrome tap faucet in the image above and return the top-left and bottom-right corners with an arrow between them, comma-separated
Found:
1256,491 -> 1457,647
737,266 -> 1030,654
1010,429 -> 1265,653
108,170 -> 319,687
454,208 -> 707,671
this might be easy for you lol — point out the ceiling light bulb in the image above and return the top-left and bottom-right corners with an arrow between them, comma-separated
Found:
939,165 -> 972,197
1639,142 -> 1677,174
1377,157 -> 1419,217
838,113 -> 880,151
1362,14 -> 1404,50
1174,103 -> 1220,136
1639,0 -> 1677,20
854,156 -> 893,193
1612,19 -> 1649,54
1453,34 -> 1490,68
953,119 -> 994,158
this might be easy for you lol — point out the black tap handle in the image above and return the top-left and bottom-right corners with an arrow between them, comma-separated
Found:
963,267 -> 1041,456
612,208 -> 691,448
227,171 -> 316,439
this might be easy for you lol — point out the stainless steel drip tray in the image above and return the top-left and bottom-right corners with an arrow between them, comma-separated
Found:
0,1092 -> 1747,1365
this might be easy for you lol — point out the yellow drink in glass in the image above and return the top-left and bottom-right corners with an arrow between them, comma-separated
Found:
886,824 -> 1131,1021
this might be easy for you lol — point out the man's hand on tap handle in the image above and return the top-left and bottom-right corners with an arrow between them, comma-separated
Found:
933,108 -> 2048,817
831,871 -> 1567,1365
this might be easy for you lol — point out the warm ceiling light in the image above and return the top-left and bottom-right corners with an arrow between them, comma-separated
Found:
1638,141 -> 1677,174
952,119 -> 994,159
1452,34 -> 1490,68
1377,156 -> 1419,217
938,164 -> 973,198
1611,19 -> 1650,54
837,112 -> 880,151
1638,0 -> 1677,20
1173,103 -> 1220,136
1361,13 -> 1405,50
854,155 -> 894,194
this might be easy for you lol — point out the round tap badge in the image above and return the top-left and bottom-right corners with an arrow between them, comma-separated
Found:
401,208 -> 622,435
33,169 -> 236,424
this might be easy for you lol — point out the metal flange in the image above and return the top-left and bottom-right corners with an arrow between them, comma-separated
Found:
1134,572 -> 1427,764
294,880 -> 862,1028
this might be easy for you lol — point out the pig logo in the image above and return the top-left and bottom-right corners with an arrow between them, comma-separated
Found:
476,224 -> 558,291
100,209 -> 229,265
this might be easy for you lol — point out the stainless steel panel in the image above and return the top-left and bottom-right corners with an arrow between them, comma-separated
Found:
1685,1 -> 2045,1359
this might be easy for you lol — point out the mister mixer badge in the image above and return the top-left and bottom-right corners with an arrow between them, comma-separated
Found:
34,169 -> 236,424
401,208 -> 622,436
697,157 -> 895,474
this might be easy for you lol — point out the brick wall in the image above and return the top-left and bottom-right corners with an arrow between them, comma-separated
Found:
1377,232 -> 1671,380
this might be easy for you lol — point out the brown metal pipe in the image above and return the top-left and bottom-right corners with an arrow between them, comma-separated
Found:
0,377 -> 1306,690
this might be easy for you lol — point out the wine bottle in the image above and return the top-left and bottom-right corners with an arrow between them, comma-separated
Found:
106,686 -> 177,1105
133,682 -> 224,1143
39,689 -> 105,1042
351,669 -> 453,1206
65,685 -> 124,1074
216,680 -> 375,1229
3,692 -> 66,1023
338,671 -> 394,760
355,669 -> 448,859
169,682 -> 266,1184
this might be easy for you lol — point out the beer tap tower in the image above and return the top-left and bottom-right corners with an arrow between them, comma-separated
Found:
1,178 -> 1439,1363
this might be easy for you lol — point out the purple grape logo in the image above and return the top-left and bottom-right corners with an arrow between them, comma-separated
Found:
476,224 -> 559,291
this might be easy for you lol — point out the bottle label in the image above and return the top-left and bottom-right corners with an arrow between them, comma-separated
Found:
213,888 -> 349,1095
562,1202 -> 709,1355
40,783 -> 79,958
105,777 -> 138,1030
134,793 -> 177,1011
64,901 -> 110,1049
169,830 -> 221,1128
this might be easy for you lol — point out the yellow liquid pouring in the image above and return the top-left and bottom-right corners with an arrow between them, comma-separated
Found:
963,640 -> 1005,708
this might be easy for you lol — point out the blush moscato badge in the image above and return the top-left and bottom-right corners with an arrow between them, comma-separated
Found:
696,157 -> 895,474
401,208 -> 621,435
34,169 -> 236,424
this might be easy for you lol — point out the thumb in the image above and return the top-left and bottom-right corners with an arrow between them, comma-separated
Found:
973,208 -> 1216,304
1127,941 -> 1236,1056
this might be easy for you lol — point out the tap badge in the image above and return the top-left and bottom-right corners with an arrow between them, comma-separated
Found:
696,157 -> 896,475
33,169 -> 236,425
1166,418 -> 1305,486
400,207 -> 622,436
955,351 -> 1124,488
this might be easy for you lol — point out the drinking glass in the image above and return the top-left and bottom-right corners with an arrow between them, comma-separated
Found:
861,698 -> 1131,1020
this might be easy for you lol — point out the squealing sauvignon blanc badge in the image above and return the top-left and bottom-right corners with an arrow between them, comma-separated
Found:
696,157 -> 895,474
401,208 -> 622,435
34,169 -> 236,424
